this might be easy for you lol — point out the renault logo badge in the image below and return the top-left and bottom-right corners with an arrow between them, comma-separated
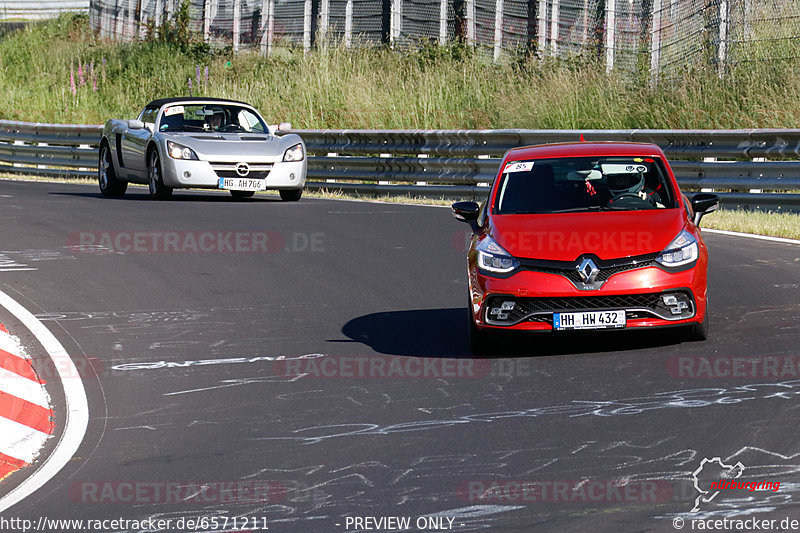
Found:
576,257 -> 600,284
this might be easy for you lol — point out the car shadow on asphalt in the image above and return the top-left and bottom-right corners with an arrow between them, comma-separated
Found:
48,191 -> 286,202
340,308 -> 685,358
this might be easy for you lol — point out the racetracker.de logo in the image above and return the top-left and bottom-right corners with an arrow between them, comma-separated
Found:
272,355 -> 492,379
667,356 -> 800,379
70,481 -> 286,504
452,229 -> 654,255
457,480 -> 673,503
66,231 -> 324,253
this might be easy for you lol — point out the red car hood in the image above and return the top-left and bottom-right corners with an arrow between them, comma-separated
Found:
488,209 -> 686,261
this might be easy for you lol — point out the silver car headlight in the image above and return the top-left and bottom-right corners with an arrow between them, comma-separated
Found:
477,236 -> 520,274
167,141 -> 198,160
283,143 -> 304,162
656,229 -> 698,267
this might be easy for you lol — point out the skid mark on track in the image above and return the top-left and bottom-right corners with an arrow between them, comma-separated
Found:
252,382 -> 800,444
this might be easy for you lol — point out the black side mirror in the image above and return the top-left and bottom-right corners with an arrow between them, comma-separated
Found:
451,201 -> 481,233
690,193 -> 719,227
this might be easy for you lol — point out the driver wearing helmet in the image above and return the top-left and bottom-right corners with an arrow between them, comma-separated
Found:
207,110 -> 224,131
606,166 -> 661,208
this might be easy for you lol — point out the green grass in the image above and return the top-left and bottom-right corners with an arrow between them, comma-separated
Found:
702,209 -> 800,240
3,14 -> 800,128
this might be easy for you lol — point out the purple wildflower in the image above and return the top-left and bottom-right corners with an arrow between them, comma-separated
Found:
70,64 -> 76,96
78,61 -> 85,86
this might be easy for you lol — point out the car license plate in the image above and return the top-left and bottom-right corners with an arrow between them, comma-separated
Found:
553,310 -> 626,330
219,177 -> 266,191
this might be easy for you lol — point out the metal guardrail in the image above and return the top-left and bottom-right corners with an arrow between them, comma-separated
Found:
0,1 -> 88,20
1,120 -> 799,211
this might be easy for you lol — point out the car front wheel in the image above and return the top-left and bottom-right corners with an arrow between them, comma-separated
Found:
148,150 -> 173,200
687,305 -> 709,341
230,190 -> 255,200
279,189 -> 302,202
98,143 -> 127,198
468,307 -> 498,356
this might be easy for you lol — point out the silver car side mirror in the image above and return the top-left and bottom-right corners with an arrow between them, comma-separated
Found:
128,119 -> 145,130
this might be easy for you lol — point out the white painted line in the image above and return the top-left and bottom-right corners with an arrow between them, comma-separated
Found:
0,368 -> 50,408
0,417 -> 49,465
0,331 -> 27,359
0,290 -> 89,513
704,228 -> 800,246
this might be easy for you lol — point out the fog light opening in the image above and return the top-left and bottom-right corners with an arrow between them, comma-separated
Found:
488,300 -> 516,323
661,293 -> 691,316
183,171 -> 191,179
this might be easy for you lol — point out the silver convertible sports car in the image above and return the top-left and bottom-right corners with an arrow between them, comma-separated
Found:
98,97 -> 307,200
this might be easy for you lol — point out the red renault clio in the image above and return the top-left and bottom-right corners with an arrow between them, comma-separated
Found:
452,142 -> 719,353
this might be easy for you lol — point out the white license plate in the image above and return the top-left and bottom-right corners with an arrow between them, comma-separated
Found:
553,310 -> 626,330
219,177 -> 266,191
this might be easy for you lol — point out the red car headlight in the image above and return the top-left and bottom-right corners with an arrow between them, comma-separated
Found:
477,236 -> 520,274
656,229 -> 699,268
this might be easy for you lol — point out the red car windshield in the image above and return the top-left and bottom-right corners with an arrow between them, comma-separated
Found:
493,156 -> 678,214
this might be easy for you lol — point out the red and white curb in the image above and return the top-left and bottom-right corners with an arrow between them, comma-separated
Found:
0,289 -> 88,514
0,323 -> 54,482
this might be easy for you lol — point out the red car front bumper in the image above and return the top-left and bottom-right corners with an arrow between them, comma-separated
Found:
469,261 -> 707,332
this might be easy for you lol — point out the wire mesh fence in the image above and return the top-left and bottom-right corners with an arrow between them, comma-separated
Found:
87,0 -> 800,75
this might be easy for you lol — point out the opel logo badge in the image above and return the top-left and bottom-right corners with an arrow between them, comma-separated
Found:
576,257 -> 600,284
235,162 -> 250,177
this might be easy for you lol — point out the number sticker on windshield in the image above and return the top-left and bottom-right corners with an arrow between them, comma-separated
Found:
164,106 -> 184,116
504,162 -> 534,173
601,163 -> 648,174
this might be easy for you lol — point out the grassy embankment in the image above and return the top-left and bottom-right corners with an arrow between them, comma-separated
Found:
0,14 -> 798,238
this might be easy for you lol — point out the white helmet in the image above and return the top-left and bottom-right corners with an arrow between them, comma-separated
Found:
606,165 -> 647,196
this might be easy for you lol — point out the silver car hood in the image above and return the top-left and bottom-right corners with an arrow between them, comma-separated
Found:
162,132 -> 302,161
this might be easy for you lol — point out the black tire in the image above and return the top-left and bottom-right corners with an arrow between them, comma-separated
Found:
469,309 -> 497,356
687,304 -> 709,341
98,143 -> 127,198
230,190 -> 255,200
279,188 -> 302,202
147,150 -> 173,200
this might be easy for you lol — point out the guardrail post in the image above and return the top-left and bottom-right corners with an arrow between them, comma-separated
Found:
605,0 -> 616,72
390,0 -> 402,47
439,0 -> 447,45
550,0 -> 559,53
345,0 -> 354,48
650,0 -> 662,87
233,0 -> 241,51
718,0 -> 729,76
537,0 -> 546,51
466,0 -> 475,44
303,0 -> 312,52
203,0 -> 212,42
319,0 -> 330,45
493,0 -> 504,61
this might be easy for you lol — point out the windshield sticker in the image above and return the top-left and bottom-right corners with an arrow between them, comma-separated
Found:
601,163 -> 648,174
504,162 -> 534,173
164,106 -> 184,116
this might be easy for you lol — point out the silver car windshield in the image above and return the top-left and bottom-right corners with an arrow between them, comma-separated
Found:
158,104 -> 268,134
493,156 -> 677,214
